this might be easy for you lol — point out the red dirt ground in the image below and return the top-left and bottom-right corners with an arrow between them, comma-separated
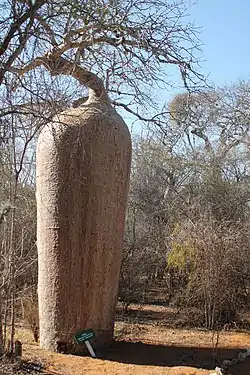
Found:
15,304 -> 250,375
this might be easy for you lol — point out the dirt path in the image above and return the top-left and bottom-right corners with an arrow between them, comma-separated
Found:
18,328 -> 250,375
22,346 -> 213,375
16,305 -> 250,375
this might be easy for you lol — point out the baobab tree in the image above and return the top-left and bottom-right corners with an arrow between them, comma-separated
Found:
0,0 -> 203,351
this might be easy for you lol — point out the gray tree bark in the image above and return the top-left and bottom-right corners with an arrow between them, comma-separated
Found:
36,93 -> 131,351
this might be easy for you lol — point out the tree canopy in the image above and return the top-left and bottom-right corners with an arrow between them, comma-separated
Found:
0,0 -> 203,127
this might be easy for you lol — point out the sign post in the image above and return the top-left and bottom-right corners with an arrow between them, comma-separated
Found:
74,329 -> 96,358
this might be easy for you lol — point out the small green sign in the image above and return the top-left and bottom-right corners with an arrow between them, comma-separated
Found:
74,329 -> 95,344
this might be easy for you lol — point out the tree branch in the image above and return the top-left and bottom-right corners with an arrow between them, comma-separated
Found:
0,0 -> 45,56
17,55 -> 108,100
191,128 -> 213,152
113,100 -> 169,123
0,0 -> 46,84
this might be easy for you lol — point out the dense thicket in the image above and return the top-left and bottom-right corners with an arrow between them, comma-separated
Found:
120,84 -> 250,328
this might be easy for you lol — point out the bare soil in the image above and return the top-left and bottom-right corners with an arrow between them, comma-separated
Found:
12,304 -> 250,375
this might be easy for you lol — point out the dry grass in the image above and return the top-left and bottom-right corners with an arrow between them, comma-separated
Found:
114,320 -> 250,349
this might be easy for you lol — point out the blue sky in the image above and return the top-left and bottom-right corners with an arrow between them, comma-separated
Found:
191,0 -> 250,85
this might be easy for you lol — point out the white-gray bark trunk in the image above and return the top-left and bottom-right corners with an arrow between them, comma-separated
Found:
36,96 -> 131,351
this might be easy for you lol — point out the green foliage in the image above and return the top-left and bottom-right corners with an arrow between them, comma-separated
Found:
167,225 -> 196,270
167,240 -> 196,270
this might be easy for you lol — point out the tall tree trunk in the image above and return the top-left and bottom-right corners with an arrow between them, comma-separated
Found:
8,183 -> 17,354
0,295 -> 3,356
37,93 -> 131,351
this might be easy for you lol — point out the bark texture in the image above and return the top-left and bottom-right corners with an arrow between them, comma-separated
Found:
36,94 -> 131,351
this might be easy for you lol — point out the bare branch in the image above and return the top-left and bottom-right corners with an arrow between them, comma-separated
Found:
0,0 -> 46,84
17,55 -> 108,100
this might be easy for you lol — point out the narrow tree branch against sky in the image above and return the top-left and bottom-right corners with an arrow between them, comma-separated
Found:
0,0 -> 46,85
0,0 -> 204,128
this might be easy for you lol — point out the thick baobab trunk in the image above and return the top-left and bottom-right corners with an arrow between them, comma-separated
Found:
36,93 -> 131,352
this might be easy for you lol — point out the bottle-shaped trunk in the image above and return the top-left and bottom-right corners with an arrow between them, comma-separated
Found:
36,97 -> 131,351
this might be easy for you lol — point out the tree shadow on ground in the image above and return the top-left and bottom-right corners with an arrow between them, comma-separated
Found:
98,340 -> 241,370
229,357 -> 250,375
115,304 -> 179,326
116,305 -> 250,330
116,307 -> 174,323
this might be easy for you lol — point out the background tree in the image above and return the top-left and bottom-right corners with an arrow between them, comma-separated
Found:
119,81 -> 250,329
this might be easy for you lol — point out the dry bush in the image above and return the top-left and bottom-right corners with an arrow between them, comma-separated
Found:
167,217 -> 250,329
173,307 -> 205,328
22,296 -> 39,342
